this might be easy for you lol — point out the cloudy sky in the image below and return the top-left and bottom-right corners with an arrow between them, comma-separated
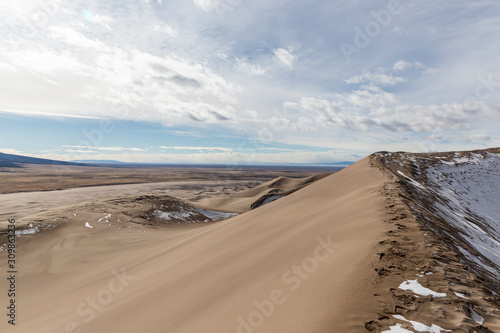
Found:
1,0 -> 499,164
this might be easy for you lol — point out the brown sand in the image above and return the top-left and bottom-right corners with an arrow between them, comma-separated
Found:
195,173 -> 331,213
0,157 -> 388,332
1,155 -> 499,332
0,180 -> 259,227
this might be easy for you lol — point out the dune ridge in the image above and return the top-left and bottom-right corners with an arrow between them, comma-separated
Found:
374,148 -> 500,291
367,149 -> 500,332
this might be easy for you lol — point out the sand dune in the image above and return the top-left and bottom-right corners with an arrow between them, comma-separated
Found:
195,174 -> 330,213
1,151 -> 500,332
0,158 -> 388,332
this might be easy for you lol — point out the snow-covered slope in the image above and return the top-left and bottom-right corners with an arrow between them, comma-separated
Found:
375,148 -> 500,290
153,207 -> 237,223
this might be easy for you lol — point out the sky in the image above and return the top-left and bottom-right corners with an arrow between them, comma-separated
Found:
1,0 -> 499,164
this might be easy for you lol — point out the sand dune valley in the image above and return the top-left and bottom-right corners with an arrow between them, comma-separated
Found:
1,148 -> 500,333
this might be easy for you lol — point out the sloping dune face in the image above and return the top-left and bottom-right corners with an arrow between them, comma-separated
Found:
195,173 -> 331,213
0,158 -> 388,333
375,148 -> 500,290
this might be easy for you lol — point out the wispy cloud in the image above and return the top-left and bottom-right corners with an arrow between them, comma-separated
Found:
273,48 -> 295,69
62,145 -> 145,152
192,0 -> 217,12
0,148 -> 24,155
461,134 -> 491,142
344,72 -> 406,86
284,89 -> 497,133
0,109 -> 102,120
236,58 -> 267,76
344,62 -> 421,86
160,146 -> 233,152
392,60 -> 424,72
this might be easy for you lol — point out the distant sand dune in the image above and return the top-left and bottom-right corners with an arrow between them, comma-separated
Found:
195,173 -> 330,213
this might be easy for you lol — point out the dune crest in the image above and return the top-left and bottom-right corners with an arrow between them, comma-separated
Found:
375,148 -> 500,290
368,149 -> 500,332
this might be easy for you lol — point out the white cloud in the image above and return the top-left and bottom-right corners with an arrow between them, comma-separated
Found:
193,0 -> 218,12
461,134 -> 491,142
393,60 -> 426,72
160,146 -> 233,152
345,62 -> 430,87
93,14 -> 115,30
98,147 -> 145,152
65,150 -> 98,153
0,109 -> 102,119
236,58 -> 266,76
0,148 -> 24,155
62,145 -> 145,152
1,41 -> 90,76
154,23 -> 178,38
0,63 -> 18,72
284,86 -> 498,133
393,60 -> 413,72
50,26 -> 111,51
0,31 -> 239,125
273,48 -> 295,69
345,71 -> 406,86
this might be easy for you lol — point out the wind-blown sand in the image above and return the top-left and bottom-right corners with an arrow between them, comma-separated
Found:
1,152 -> 499,332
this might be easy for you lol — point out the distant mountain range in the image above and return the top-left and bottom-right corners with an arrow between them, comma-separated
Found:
72,159 -> 126,164
0,152 -> 86,168
313,161 -> 354,166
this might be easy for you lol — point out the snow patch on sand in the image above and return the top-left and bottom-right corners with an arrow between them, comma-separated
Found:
453,291 -> 468,299
399,280 -> 446,298
153,207 -> 238,223
98,214 -> 111,223
8,223 -> 39,236
470,306 -> 484,325
382,324 -> 414,333
195,209 -> 238,220
392,315 -> 451,332
15,226 -> 39,236
85,222 -> 94,229
154,211 -> 195,220
260,195 -> 285,206
397,170 -> 426,190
